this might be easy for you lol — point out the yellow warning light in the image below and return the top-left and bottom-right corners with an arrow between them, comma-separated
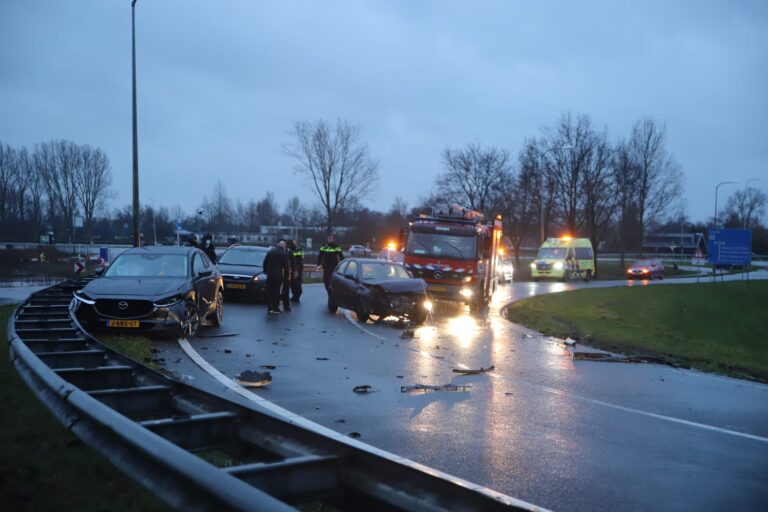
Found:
561,235 -> 573,241
497,248 -> 505,255
387,241 -> 397,250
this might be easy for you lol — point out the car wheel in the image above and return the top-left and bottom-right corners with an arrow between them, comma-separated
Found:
533,277 -> 540,282
208,289 -> 223,326
411,309 -> 427,325
328,297 -> 338,313
181,300 -> 199,338
356,299 -> 371,323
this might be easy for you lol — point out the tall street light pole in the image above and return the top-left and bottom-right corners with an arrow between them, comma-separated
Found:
713,181 -> 737,227
539,145 -> 573,244
131,0 -> 141,247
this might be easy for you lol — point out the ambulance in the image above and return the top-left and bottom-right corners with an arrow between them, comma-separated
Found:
530,236 -> 595,282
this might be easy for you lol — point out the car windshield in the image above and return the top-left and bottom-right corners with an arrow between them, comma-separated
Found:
219,249 -> 267,266
634,260 -> 653,266
360,262 -> 411,281
536,247 -> 566,259
406,231 -> 476,260
104,253 -> 188,277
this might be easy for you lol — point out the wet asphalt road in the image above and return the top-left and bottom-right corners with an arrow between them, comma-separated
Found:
150,271 -> 768,512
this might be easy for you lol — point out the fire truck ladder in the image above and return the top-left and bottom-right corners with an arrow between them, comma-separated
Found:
8,280 -> 545,512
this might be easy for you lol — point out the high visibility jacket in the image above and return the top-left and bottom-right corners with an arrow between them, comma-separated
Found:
289,247 -> 304,273
318,244 -> 344,270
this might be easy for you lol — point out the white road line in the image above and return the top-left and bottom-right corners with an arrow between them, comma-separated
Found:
343,314 -> 768,444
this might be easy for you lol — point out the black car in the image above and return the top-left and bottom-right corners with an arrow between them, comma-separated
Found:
72,246 -> 223,337
327,258 -> 431,324
217,245 -> 269,301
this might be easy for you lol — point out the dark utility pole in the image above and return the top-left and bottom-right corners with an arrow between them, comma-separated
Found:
131,0 -> 141,247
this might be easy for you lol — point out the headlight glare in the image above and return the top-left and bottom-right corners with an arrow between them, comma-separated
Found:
460,288 -> 473,298
423,300 -> 433,311
530,262 -> 536,269
154,294 -> 184,307
554,261 -> 564,270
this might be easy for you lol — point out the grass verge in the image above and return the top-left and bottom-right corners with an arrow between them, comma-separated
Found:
0,304 -> 169,511
505,281 -> 768,381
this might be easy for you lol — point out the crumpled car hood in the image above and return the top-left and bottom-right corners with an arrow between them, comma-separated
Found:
366,278 -> 426,294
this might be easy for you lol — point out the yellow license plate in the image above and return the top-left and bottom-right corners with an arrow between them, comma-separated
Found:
226,283 -> 247,289
107,319 -> 140,328
429,286 -> 447,292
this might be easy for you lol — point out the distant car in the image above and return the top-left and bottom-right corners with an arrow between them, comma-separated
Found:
349,244 -> 371,257
72,246 -> 223,337
327,258 -> 431,324
496,253 -> 514,283
627,258 -> 664,280
217,245 -> 269,301
377,247 -> 404,263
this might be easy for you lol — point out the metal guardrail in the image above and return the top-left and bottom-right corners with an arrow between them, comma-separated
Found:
8,279 -> 545,512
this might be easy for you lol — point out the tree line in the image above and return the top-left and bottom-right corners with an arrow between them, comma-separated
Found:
0,140 -> 112,243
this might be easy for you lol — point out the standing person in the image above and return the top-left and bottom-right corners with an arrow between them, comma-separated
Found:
185,234 -> 199,247
288,239 -> 304,303
200,233 -> 217,264
262,240 -> 290,314
278,239 -> 293,312
318,233 -> 344,295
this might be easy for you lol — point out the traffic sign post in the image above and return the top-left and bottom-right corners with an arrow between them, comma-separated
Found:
707,228 -> 752,284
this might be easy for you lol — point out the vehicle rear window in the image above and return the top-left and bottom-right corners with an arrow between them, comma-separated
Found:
219,249 -> 267,266
104,253 -> 188,277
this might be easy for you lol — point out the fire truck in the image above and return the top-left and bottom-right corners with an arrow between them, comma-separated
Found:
401,205 -> 502,311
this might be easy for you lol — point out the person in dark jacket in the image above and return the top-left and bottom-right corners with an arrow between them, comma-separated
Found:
262,240 -> 290,314
288,239 -> 304,303
317,233 -> 344,294
185,235 -> 199,248
200,233 -> 217,264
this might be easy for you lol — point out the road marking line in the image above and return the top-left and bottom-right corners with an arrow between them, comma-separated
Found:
343,314 -> 768,444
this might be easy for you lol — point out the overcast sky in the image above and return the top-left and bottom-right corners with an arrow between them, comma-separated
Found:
1,0 -> 766,225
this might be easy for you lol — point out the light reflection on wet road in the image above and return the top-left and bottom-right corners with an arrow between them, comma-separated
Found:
153,273 -> 768,512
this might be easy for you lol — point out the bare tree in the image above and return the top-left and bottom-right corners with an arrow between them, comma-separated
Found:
283,196 -> 308,226
581,129 -> 616,276
500,145 -> 538,268
207,181 -> 233,231
0,142 -> 17,225
35,140 -> 80,242
256,191 -> 279,226
724,187 -> 766,228
627,117 -> 683,248
74,144 -> 112,241
612,140 -> 641,265
390,196 -> 409,217
437,143 -> 511,216
283,119 -> 379,233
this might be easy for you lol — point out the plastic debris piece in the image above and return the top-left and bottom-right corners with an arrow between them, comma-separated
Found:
452,365 -> 495,375
316,357 -> 330,361
396,375 -> 404,379
334,419 -> 346,423
260,365 -> 276,370
348,432 -> 362,438
573,352 -> 678,367
353,385 -> 378,393
400,330 -> 415,339
400,383 -> 471,393
224,349 -> 232,354
235,370 -> 272,387
564,338 -> 576,346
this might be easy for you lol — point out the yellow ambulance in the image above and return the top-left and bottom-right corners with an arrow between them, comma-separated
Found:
530,236 -> 595,282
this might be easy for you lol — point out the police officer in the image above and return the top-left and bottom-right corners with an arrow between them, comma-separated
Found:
200,233 -> 217,264
262,240 -> 290,314
288,239 -> 304,303
317,233 -> 344,294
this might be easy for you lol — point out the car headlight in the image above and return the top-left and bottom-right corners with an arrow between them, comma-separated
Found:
154,294 -> 184,307
463,275 -> 472,283
460,288 -> 473,298
253,274 -> 264,282
423,300 -> 433,311
553,261 -> 564,270
73,291 -> 95,305
530,262 -> 536,269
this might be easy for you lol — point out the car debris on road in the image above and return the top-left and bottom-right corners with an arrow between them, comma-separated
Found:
353,385 -> 378,393
235,370 -> 273,387
452,365 -> 494,375
400,383 -> 471,393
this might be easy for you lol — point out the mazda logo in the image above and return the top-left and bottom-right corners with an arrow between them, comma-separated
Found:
118,301 -> 129,310
433,271 -> 442,280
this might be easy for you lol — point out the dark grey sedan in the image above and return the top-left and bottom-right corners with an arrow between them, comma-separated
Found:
217,245 -> 269,301
327,258 -> 431,324
72,246 -> 223,337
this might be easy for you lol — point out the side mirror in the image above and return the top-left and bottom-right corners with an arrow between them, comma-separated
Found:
198,269 -> 213,278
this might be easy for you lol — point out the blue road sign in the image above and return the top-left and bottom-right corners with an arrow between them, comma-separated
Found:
707,228 -> 752,266
176,219 -> 182,232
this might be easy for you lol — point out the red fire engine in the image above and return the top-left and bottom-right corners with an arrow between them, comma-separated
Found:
401,205 -> 502,311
